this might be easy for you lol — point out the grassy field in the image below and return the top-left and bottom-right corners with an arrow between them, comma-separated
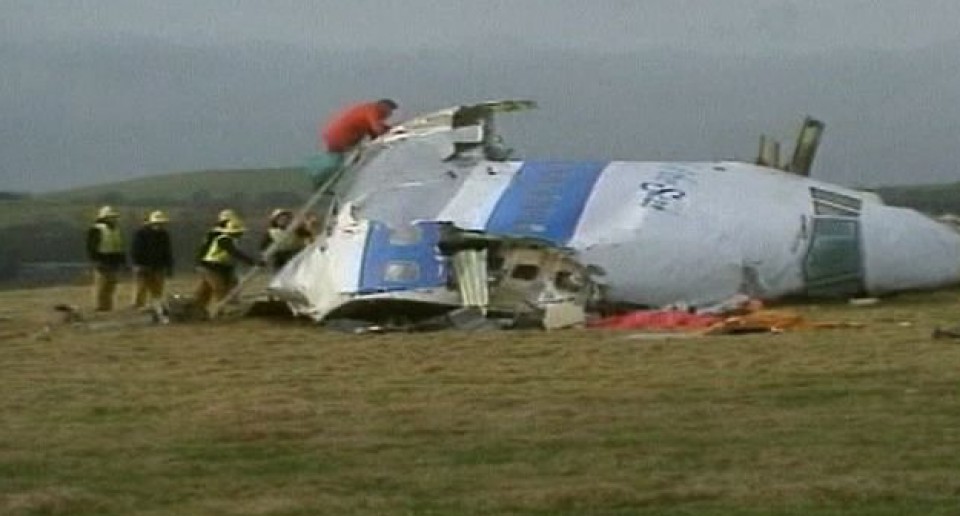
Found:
2,281 -> 960,515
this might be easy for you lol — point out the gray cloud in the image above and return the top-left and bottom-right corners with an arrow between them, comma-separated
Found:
2,1 -> 959,191
7,0 -> 959,53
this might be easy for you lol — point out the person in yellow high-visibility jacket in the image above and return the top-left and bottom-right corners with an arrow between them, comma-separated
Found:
192,218 -> 262,317
85,205 -> 126,311
195,209 -> 239,266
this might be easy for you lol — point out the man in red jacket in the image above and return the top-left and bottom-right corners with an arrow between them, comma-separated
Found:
306,99 -> 398,189
320,99 -> 398,152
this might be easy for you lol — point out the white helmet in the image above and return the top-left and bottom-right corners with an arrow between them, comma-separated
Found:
98,205 -> 120,219
147,210 -> 169,224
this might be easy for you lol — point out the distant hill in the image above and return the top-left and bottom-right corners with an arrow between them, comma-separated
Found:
872,182 -> 960,215
0,167 -> 315,282
1,167 -> 312,232
43,167 -> 310,205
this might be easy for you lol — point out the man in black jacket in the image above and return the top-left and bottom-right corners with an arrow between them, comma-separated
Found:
131,210 -> 174,309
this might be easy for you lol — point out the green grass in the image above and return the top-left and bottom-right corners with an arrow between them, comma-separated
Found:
3,284 -> 960,514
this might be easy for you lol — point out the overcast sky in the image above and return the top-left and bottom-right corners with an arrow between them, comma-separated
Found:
2,0 -> 959,192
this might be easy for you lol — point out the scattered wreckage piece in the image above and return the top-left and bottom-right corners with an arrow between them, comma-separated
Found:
756,116 -> 825,177
932,326 -> 960,339
26,302 -> 169,338
266,207 -> 597,331
39,296 -> 222,334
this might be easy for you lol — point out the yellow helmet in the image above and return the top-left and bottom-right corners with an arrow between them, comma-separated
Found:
220,219 -> 246,234
147,210 -> 169,224
218,209 -> 238,223
97,205 -> 120,219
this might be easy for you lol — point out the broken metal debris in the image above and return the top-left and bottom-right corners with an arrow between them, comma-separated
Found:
932,326 -> 960,339
265,213 -> 600,332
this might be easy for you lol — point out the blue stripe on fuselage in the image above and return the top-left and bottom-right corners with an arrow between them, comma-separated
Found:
484,160 -> 606,245
357,221 -> 446,294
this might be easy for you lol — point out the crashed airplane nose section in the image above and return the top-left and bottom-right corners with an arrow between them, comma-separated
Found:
268,99 -> 960,315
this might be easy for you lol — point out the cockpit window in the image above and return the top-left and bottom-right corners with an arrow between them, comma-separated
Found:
810,187 -> 861,217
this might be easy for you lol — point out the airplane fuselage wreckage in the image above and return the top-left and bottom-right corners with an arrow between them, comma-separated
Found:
265,100 -> 960,327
